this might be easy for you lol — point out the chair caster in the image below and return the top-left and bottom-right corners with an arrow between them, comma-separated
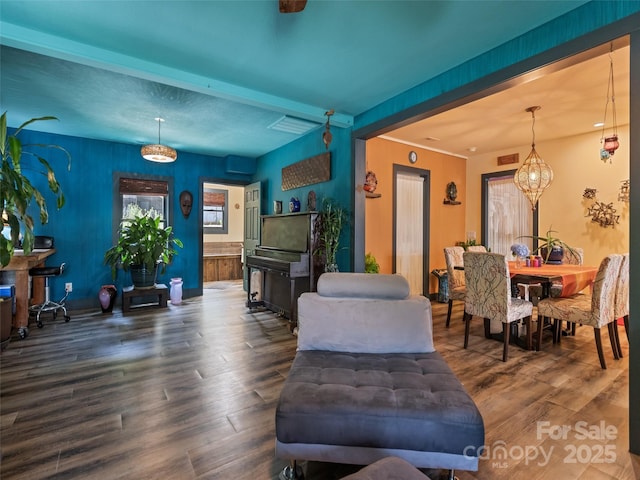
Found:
65,315 -> 71,322
279,461 -> 304,480
18,327 -> 29,339
37,320 -> 43,328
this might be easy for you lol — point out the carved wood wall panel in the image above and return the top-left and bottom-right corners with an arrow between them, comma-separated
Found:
281,152 -> 331,191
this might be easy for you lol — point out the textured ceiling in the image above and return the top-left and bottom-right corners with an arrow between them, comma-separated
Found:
0,0 -> 593,158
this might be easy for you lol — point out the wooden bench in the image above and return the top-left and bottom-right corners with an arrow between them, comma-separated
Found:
121,284 -> 168,313
203,241 -> 243,281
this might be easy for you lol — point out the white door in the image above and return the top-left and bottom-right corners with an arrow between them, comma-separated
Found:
243,182 -> 261,291
395,168 -> 428,296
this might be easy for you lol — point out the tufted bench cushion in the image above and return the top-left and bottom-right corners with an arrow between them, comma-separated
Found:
276,350 -> 484,469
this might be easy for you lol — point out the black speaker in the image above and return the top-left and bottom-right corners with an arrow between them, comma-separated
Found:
34,236 -> 54,249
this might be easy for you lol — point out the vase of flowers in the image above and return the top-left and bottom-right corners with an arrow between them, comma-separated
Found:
510,243 -> 530,268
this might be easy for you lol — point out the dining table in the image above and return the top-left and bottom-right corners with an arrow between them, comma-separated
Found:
455,260 -> 599,350
508,261 -> 598,298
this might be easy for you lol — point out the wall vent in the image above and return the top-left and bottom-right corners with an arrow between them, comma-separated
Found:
268,115 -> 321,135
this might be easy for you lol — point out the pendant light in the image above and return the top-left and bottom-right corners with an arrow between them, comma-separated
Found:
141,117 -> 177,163
513,106 -> 553,211
322,109 -> 334,150
600,44 -> 619,163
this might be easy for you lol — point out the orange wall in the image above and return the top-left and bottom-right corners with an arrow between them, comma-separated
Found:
365,137 -> 466,294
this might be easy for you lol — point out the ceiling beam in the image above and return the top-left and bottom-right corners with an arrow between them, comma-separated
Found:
0,21 -> 353,129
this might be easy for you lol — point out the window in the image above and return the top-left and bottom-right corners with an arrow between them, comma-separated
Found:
203,187 -> 228,234
481,170 -> 538,256
119,177 -> 168,226
112,174 -> 173,240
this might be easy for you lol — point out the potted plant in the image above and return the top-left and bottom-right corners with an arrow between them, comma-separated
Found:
314,198 -> 347,272
518,227 -> 576,264
365,252 -> 380,273
0,112 -> 70,266
104,214 -> 183,288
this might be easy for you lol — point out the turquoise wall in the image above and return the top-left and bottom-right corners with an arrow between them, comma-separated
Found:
254,125 -> 353,271
356,1 -> 640,131
8,128 -> 254,309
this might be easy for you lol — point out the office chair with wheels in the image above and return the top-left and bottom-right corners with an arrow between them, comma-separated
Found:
28,263 -> 70,328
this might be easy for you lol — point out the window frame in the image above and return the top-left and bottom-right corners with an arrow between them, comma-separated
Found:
112,172 -> 174,243
203,186 -> 228,234
481,169 -> 539,253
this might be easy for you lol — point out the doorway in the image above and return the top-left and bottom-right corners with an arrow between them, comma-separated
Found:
201,181 -> 246,287
393,165 -> 430,296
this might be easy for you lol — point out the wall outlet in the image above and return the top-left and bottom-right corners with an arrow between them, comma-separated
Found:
65,282 -> 73,293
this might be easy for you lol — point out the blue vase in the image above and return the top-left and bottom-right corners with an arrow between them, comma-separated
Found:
289,197 -> 301,212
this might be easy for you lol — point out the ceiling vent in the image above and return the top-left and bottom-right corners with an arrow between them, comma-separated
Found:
268,115 -> 321,135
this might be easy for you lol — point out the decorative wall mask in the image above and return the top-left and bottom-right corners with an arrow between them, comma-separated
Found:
179,190 -> 193,218
443,181 -> 461,205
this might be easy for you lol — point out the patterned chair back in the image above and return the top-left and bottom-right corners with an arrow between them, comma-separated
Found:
562,247 -> 584,265
444,246 -> 465,290
467,245 -> 487,253
614,253 -> 629,319
590,254 -> 623,328
463,252 -> 513,324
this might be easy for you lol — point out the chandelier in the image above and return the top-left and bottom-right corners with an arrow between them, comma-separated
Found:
600,45 -> 619,162
514,106 -> 553,210
141,117 -> 177,163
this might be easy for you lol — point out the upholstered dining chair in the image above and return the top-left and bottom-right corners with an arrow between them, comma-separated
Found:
562,246 -> 585,265
444,246 -> 465,328
559,246 -> 584,335
463,252 -> 534,362
536,254 -> 623,369
613,253 -> 629,354
467,245 -> 487,252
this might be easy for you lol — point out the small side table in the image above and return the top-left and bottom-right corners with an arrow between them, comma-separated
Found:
122,284 -> 168,313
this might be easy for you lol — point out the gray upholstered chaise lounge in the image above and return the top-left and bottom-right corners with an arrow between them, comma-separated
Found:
275,273 -> 484,479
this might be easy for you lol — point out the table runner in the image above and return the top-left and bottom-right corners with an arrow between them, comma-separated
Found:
508,262 -> 598,297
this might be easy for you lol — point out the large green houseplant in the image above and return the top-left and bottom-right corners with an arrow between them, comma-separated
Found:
0,112 -> 70,266
104,214 -> 183,288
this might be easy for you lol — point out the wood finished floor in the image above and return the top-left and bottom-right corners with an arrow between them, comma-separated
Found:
1,282 -> 638,479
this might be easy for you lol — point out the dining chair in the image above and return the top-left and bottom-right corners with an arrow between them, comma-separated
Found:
467,245 -> 487,252
444,246 -> 465,328
559,246 -> 584,336
562,246 -> 584,265
613,253 -> 629,355
536,254 -> 623,369
463,252 -> 534,362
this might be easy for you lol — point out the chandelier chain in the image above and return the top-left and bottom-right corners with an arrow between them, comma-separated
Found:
600,46 -> 617,141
